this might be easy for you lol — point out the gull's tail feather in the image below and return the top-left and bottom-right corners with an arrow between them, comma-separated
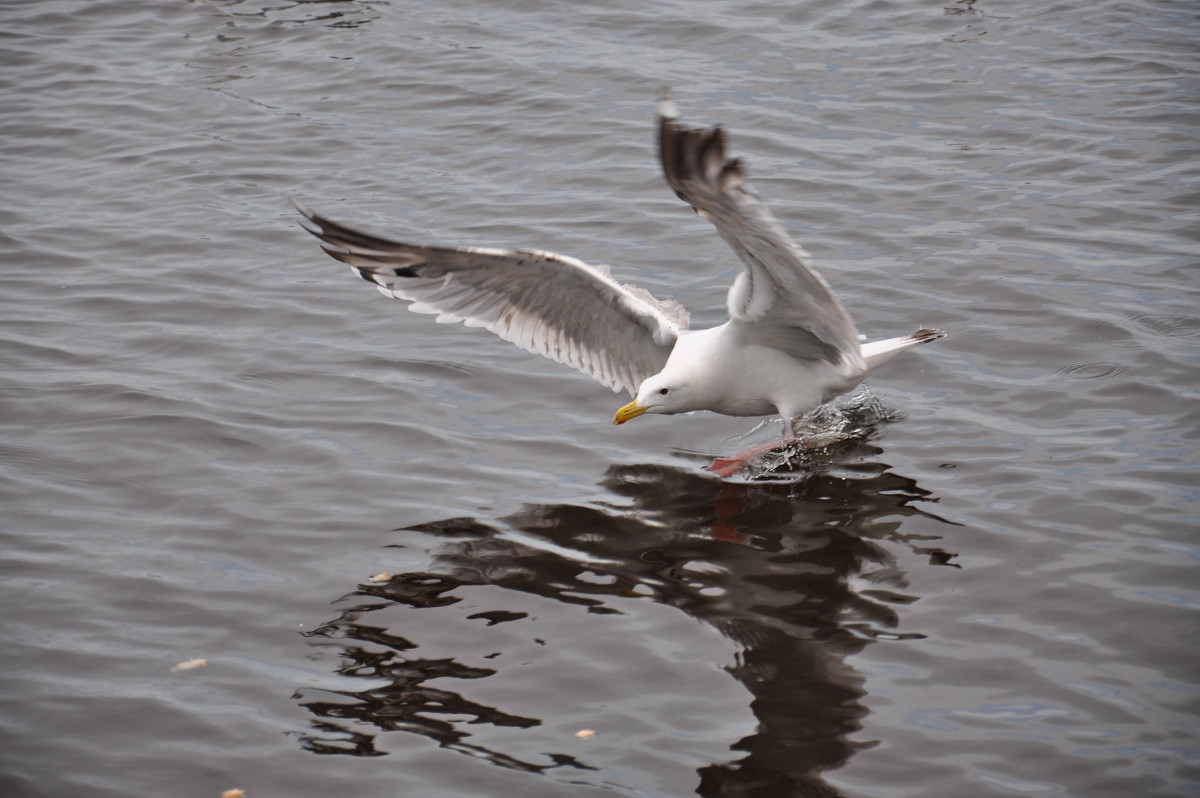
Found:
861,328 -> 946,373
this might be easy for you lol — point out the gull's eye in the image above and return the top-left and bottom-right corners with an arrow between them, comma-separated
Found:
658,387 -> 669,395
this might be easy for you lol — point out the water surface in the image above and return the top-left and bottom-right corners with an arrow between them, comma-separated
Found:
2,1 -> 1197,796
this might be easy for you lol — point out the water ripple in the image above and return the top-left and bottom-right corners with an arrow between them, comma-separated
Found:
1053,361 -> 1136,381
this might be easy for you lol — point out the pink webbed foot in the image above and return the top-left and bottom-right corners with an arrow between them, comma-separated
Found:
706,440 -> 797,478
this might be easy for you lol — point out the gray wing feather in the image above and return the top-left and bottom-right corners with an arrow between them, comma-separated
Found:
298,204 -> 686,396
657,93 -> 865,372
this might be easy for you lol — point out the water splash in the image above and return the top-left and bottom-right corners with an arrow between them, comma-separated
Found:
737,390 -> 904,481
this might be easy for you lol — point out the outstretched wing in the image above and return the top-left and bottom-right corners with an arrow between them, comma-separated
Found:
657,92 -> 865,373
298,204 -> 687,395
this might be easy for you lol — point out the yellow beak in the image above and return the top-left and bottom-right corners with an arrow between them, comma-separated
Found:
613,400 -> 648,425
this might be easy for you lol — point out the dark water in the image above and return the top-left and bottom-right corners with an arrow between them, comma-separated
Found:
3,1 -> 1197,796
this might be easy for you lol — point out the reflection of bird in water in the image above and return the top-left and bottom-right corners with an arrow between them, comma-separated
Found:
298,91 -> 945,475
296,454 -> 958,796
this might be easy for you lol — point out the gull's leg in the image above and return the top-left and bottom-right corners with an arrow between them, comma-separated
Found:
706,441 -> 782,477
779,416 -> 804,468
706,418 -> 804,477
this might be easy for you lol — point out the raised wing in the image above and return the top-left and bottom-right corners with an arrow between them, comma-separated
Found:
657,92 -> 865,372
298,204 -> 687,395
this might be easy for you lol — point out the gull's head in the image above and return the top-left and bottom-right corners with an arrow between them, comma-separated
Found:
613,374 -> 689,425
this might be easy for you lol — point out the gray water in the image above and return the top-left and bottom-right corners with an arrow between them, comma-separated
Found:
2,1 -> 1197,796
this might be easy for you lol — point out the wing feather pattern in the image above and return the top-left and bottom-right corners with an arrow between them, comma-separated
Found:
297,204 -> 687,395
657,92 -> 865,373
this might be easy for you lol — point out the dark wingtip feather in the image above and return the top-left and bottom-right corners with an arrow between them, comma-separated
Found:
293,202 -> 414,258
657,93 -> 745,208
909,328 -> 947,344
719,158 -> 745,191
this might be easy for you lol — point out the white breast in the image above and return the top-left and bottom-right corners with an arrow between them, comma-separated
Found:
666,325 -> 859,420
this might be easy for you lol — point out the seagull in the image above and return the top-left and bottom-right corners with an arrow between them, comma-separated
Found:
298,92 -> 944,476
